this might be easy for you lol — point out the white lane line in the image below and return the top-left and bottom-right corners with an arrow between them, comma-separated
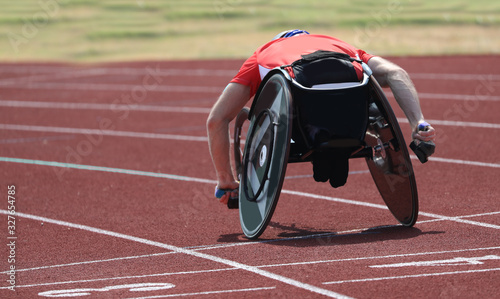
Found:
0,65 -> 497,80
417,211 -> 500,229
0,81 -> 223,93
2,268 -> 237,290
410,73 -> 500,81
0,251 -> 176,274
0,157 -> 217,184
0,227 -> 374,275
2,124 -> 500,169
282,189 -> 389,210
415,156 -> 500,169
453,211 -> 500,219
0,79 -> 498,99
286,181 -> 498,230
0,66 -> 236,77
0,100 -> 211,114
5,246 -> 499,290
0,124 -> 208,142
369,255 -> 500,268
125,286 -> 277,299
0,68 -> 110,85
0,210 -> 352,299
417,211 -> 500,225
397,117 -> 500,129
388,92 -> 500,102
7,234 -> 499,275
418,93 -> 500,101
0,135 -> 75,144
259,247 -> 500,269
283,189 -> 500,230
3,100 -> 500,130
323,268 -> 500,285
1,157 -> 499,231
3,230 -> 499,288
0,263 -> 235,290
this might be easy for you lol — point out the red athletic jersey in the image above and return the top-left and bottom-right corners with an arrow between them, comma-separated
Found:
230,34 -> 376,96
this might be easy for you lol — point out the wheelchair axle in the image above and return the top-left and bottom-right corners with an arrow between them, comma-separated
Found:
350,138 -> 397,159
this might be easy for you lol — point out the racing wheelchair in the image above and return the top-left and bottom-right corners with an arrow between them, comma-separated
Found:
233,51 -> 429,239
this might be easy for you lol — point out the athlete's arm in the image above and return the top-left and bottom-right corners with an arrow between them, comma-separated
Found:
207,83 -> 251,203
367,56 -> 435,142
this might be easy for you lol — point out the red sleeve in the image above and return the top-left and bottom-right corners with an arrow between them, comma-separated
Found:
357,49 -> 376,63
230,52 -> 261,97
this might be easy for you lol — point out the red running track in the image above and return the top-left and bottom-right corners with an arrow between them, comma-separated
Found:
0,56 -> 499,298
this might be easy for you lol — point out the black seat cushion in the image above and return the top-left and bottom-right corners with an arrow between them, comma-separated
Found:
291,50 -> 361,87
290,82 -> 370,150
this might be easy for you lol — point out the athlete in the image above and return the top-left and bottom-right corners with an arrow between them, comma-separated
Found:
207,30 -> 436,205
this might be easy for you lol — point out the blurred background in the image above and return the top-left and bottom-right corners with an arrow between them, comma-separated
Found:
1,0 -> 499,62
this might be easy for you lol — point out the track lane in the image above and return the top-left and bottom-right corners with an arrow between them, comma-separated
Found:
0,57 -> 499,298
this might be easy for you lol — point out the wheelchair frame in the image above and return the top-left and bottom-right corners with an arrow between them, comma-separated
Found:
234,67 -> 418,239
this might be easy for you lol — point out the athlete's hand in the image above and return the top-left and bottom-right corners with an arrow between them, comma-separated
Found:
412,122 -> 436,142
214,181 -> 239,204
410,121 -> 436,163
216,189 -> 238,204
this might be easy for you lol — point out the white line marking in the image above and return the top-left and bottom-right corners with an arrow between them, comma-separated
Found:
0,65 -> 496,80
417,211 -> 500,224
0,227 -> 375,275
0,68 -> 109,85
2,123 -> 500,169
1,156 -> 499,231
427,156 -> 500,168
4,100 -> 500,130
0,135 -> 75,144
0,100 -> 211,114
0,124 -> 208,142
454,211 -> 500,218
369,255 -> 500,268
1,79 -> 498,100
0,251 -> 176,274
323,268 -> 500,285
0,157 -> 217,184
417,210 -> 500,229
393,92 -> 500,102
6,122 -> 500,174
20,245 -> 499,279
4,244 -> 498,290
0,210 -> 352,298
410,73 -> 500,81
126,286 -> 277,299
0,81 -> 223,93
260,247 -> 500,269
409,155 -> 500,169
0,66 -> 236,77
397,117 -> 500,129
283,191 -> 500,230
282,189 -> 389,210
38,282 -> 176,298
0,265 -> 235,290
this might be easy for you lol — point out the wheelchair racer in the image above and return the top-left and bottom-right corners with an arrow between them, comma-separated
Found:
207,30 -> 436,206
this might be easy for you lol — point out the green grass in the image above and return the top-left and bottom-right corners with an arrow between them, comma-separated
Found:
0,0 -> 499,62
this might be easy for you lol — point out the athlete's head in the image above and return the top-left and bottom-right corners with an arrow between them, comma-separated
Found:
272,29 -> 309,40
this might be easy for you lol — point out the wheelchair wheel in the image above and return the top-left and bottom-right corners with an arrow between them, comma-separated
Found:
365,78 -> 418,226
238,71 -> 293,239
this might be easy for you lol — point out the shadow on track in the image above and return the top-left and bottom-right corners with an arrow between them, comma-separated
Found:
217,223 -> 444,247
